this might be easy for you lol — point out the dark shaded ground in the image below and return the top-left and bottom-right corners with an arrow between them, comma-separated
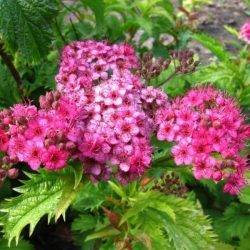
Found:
188,0 -> 249,60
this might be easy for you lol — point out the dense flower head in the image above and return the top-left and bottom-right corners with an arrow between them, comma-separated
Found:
0,92 -> 80,170
55,40 -> 169,182
56,40 -> 139,106
155,86 -> 250,195
239,21 -> 250,44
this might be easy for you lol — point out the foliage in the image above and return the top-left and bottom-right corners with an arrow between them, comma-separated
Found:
0,239 -> 34,250
0,0 -> 58,64
0,164 -> 83,245
71,181 -> 218,249
0,63 -> 21,108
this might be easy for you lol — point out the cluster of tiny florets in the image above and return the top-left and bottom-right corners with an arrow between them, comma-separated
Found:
0,92 -> 80,171
55,40 -> 169,182
155,87 -> 249,195
239,21 -> 250,44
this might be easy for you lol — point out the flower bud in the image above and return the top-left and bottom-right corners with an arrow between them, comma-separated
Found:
7,168 -> 19,179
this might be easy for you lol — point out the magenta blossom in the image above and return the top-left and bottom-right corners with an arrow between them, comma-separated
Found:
239,21 -> 250,44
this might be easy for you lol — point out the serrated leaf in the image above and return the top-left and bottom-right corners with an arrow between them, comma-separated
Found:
215,203 -> 250,241
192,33 -> 231,62
85,225 -> 120,242
0,166 -> 82,245
72,182 -> 107,211
123,191 -> 217,250
71,214 -> 97,233
154,195 -> 217,250
108,181 -> 126,198
120,191 -> 176,225
0,239 -> 34,250
0,0 -> 58,64
240,186 -> 250,204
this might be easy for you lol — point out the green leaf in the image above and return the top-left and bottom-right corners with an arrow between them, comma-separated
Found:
108,181 -> 126,198
81,0 -> 105,33
224,25 -> 239,37
72,182 -> 107,211
238,231 -> 250,250
215,203 -> 250,241
71,214 -> 97,233
192,33 -> 231,62
0,0 -> 58,64
120,191 -> 176,225
158,195 -> 217,250
152,138 -> 173,163
122,191 -> 217,250
0,166 -> 82,245
85,225 -> 120,242
240,186 -> 250,204
0,239 -> 34,250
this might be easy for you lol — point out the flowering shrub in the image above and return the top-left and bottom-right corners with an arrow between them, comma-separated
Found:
0,1 -> 249,249
0,40 -> 248,196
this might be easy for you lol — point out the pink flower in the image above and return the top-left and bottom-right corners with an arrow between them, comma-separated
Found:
223,174 -> 246,195
172,141 -> 193,165
193,157 -> 214,180
156,86 -> 249,194
25,120 -> 46,140
79,133 -> 111,162
25,140 -> 45,170
239,21 -> 250,44
115,118 -> 139,143
129,153 -> 151,175
42,145 -> 69,170
8,135 -> 27,161
0,128 -> 9,152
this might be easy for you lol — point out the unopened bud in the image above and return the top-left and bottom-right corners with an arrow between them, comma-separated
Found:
7,168 -> 19,179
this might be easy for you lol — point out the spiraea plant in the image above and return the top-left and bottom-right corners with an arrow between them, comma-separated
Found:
0,1 -> 249,250
0,39 -> 248,250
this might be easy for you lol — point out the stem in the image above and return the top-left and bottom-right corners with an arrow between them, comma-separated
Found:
54,19 -> 67,45
157,70 -> 178,87
0,42 -> 24,98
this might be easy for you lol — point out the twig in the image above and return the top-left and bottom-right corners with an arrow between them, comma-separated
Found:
157,70 -> 178,87
0,42 -> 24,98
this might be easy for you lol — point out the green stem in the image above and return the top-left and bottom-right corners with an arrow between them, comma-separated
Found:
157,70 -> 178,87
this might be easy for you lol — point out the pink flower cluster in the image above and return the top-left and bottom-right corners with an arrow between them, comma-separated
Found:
156,87 -> 249,195
0,95 -> 80,171
239,21 -> 250,44
55,40 -> 168,182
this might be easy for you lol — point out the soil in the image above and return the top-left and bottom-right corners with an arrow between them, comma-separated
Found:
187,0 -> 249,60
